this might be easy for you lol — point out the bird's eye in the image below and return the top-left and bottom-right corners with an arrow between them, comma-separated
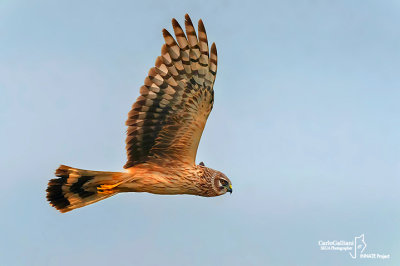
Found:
220,179 -> 228,186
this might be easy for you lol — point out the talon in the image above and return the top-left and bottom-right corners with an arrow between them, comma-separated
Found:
97,184 -> 117,194
98,184 -> 117,190
97,181 -> 125,194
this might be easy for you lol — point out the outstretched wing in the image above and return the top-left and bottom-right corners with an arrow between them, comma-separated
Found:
124,14 -> 218,169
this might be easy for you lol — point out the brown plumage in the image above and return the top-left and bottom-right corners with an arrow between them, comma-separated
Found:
46,14 -> 232,213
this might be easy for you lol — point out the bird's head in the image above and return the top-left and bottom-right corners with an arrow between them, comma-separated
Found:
214,172 -> 232,195
198,163 -> 232,196
210,170 -> 232,195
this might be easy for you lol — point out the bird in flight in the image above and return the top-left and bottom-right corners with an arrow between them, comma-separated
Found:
46,14 -> 232,213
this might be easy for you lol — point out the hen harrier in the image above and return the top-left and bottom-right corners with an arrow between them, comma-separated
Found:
46,14 -> 232,213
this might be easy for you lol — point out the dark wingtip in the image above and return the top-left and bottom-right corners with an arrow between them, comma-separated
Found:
198,19 -> 206,32
211,42 -> 217,55
162,28 -> 170,38
185,14 -> 193,26
172,18 -> 180,28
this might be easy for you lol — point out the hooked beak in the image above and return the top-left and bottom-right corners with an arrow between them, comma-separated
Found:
227,184 -> 232,194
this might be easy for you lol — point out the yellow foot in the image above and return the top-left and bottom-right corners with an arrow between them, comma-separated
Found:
97,183 -> 119,194
98,184 -> 118,190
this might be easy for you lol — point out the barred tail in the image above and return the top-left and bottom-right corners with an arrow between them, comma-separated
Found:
46,165 -> 127,213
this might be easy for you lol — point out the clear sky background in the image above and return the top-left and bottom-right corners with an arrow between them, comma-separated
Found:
1,0 -> 399,265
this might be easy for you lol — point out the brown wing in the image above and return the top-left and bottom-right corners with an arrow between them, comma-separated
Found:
124,14 -> 218,169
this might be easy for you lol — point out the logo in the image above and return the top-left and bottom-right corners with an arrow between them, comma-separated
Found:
318,234 -> 390,260
349,234 -> 367,258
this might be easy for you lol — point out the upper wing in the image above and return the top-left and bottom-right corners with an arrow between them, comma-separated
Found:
124,14 -> 218,169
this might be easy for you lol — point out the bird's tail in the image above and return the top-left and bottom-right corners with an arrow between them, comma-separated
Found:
46,165 -> 129,213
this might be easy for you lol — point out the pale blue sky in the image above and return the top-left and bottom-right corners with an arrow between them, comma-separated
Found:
1,0 -> 399,265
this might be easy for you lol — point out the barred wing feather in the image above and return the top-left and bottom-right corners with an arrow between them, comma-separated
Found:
124,14 -> 218,168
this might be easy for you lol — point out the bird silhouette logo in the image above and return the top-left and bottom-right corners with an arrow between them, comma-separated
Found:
349,234 -> 367,259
